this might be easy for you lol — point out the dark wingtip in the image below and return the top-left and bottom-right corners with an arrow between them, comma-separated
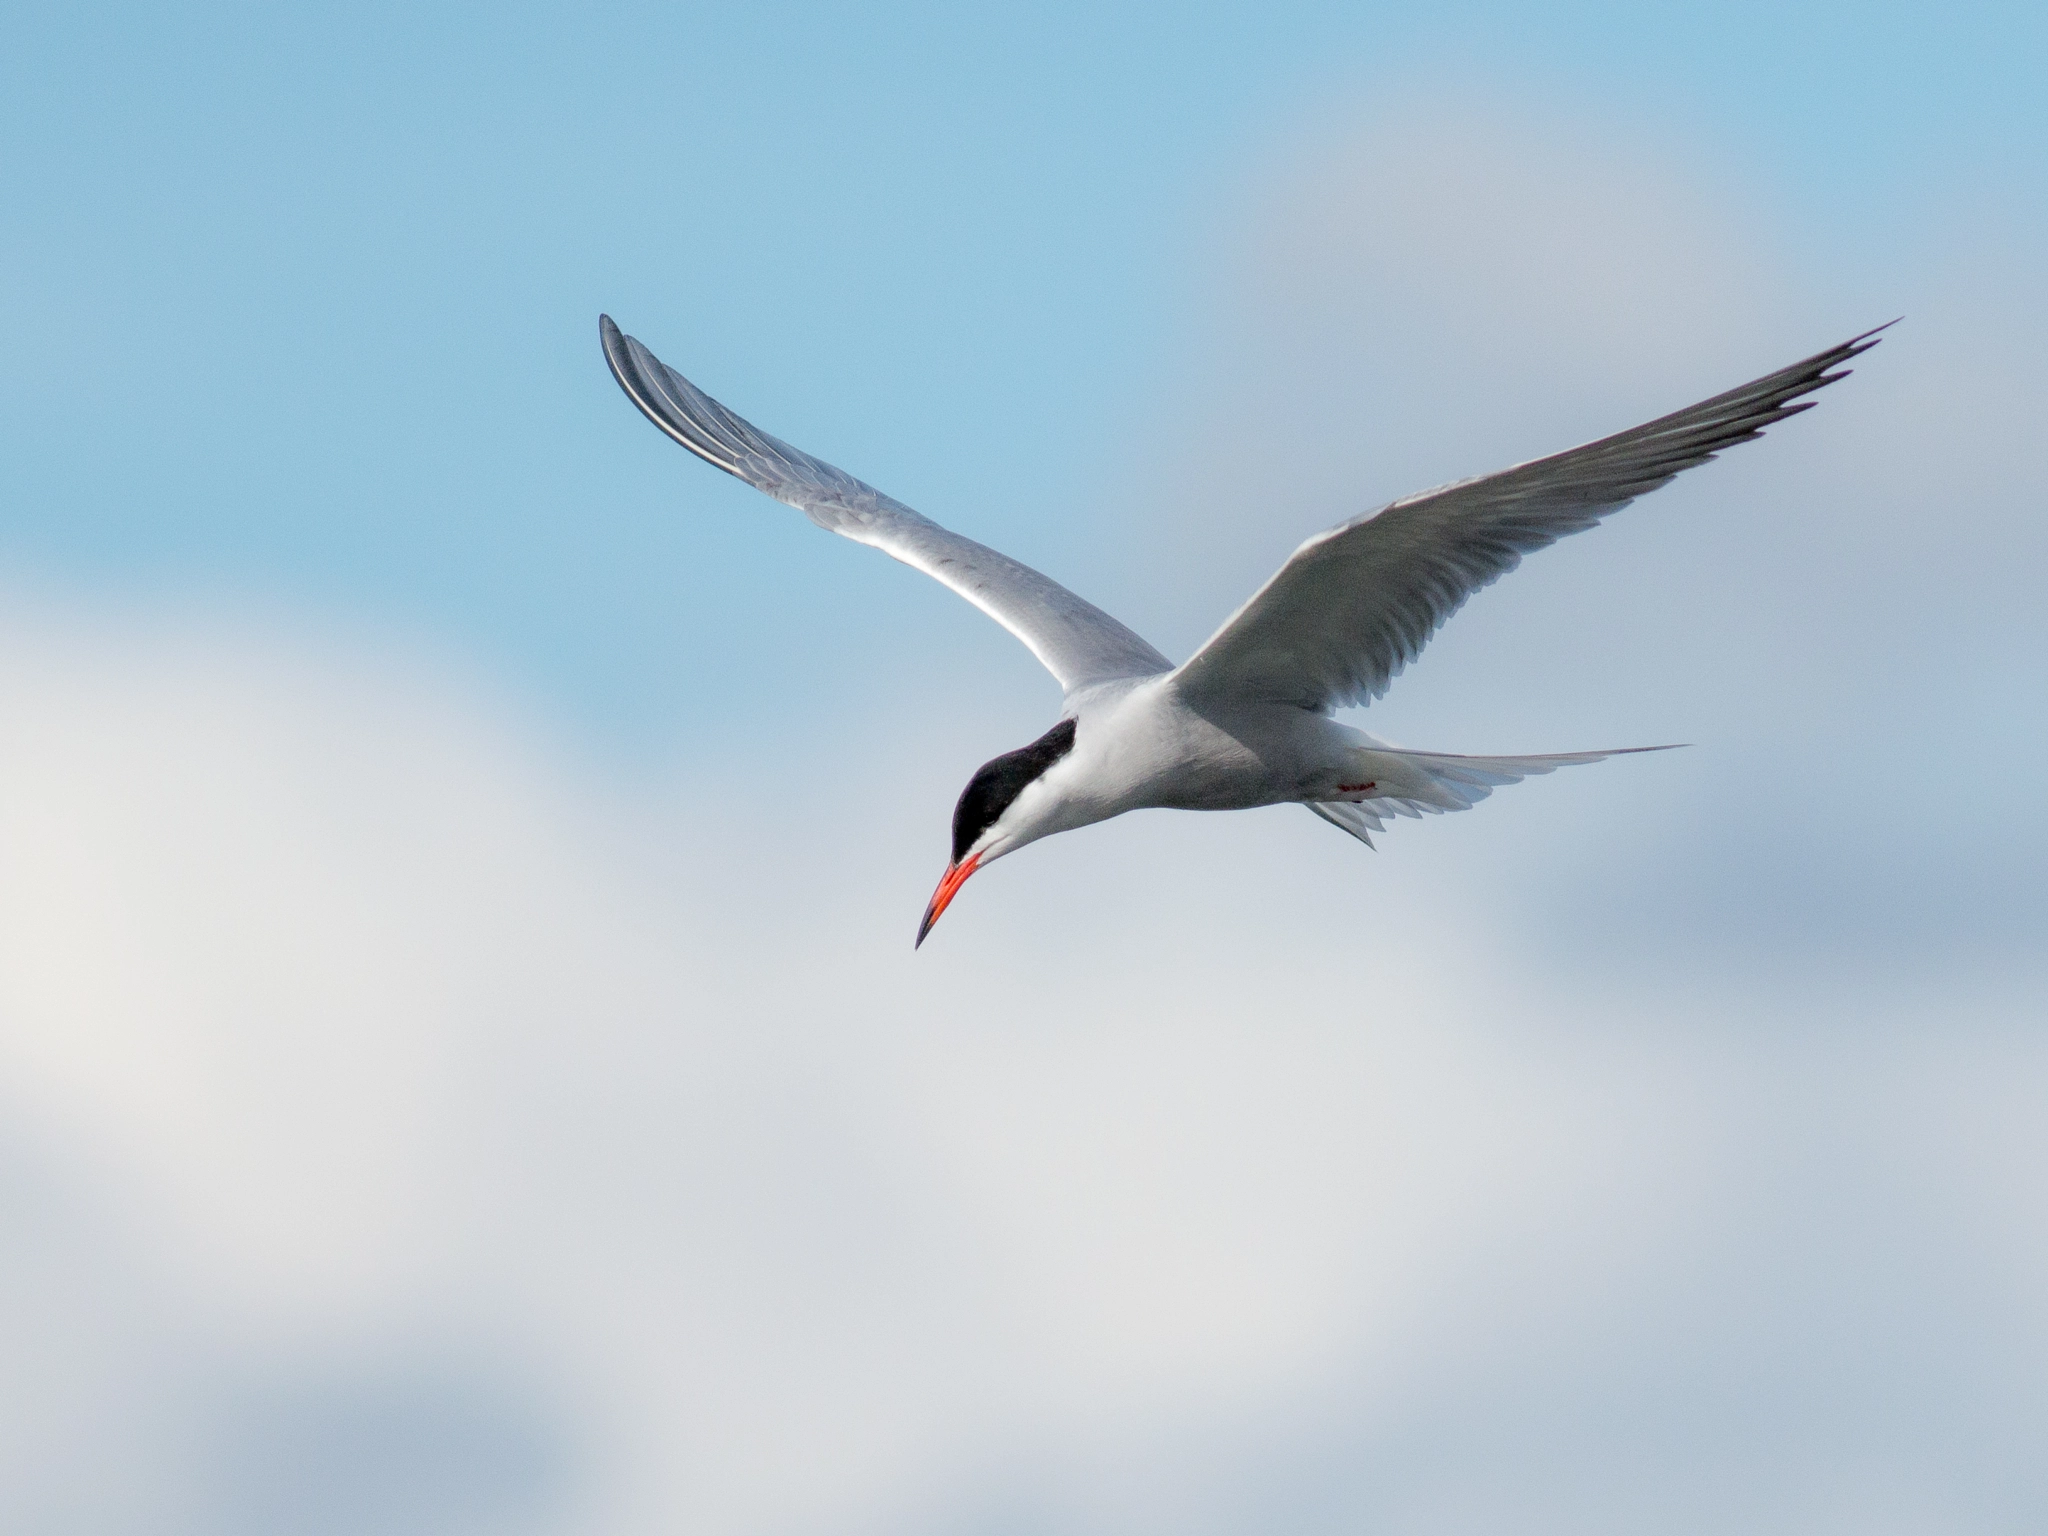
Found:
1842,317 -> 1901,357
598,314 -> 642,405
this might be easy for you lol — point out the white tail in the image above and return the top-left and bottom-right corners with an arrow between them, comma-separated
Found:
1306,744 -> 1681,847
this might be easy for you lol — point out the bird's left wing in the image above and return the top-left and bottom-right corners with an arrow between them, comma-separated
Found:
1171,325 -> 1888,713
601,316 -> 1171,694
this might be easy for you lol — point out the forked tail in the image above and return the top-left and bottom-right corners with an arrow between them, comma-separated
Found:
1306,744 -> 1681,848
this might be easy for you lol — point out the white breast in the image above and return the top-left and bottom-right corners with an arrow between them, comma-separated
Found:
1064,678 -> 1345,814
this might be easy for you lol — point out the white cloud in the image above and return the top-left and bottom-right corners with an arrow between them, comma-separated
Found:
0,583 -> 2040,1535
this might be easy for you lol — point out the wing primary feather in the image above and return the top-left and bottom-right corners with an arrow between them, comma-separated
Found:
1173,324 -> 1892,712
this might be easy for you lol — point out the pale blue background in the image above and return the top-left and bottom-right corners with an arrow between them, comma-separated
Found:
7,1 -> 2041,737
2,5 -> 2045,1535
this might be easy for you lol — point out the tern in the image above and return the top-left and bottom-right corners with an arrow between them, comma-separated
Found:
601,315 -> 1885,946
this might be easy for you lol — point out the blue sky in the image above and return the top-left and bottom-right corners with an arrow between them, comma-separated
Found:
2,4 -> 2045,1535
7,0 -> 2043,741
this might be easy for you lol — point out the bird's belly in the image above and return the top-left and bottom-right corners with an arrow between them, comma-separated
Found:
1094,692 -> 1335,813
1142,742 -> 1290,810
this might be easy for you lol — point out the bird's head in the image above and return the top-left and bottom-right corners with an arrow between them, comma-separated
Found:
916,717 -> 1079,947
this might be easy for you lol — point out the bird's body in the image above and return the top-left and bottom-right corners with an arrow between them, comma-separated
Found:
599,314 -> 1886,944
1031,678 -> 1542,817
1055,677 -> 1308,818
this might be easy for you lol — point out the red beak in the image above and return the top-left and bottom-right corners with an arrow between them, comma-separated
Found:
915,852 -> 982,949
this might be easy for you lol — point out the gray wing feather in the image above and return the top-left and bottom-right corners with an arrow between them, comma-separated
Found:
1173,325 -> 1891,712
600,316 -> 1171,694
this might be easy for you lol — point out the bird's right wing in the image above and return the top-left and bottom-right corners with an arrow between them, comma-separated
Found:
601,316 -> 1171,694
1172,326 -> 1888,713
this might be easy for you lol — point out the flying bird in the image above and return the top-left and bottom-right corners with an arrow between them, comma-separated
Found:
600,315 -> 1886,946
